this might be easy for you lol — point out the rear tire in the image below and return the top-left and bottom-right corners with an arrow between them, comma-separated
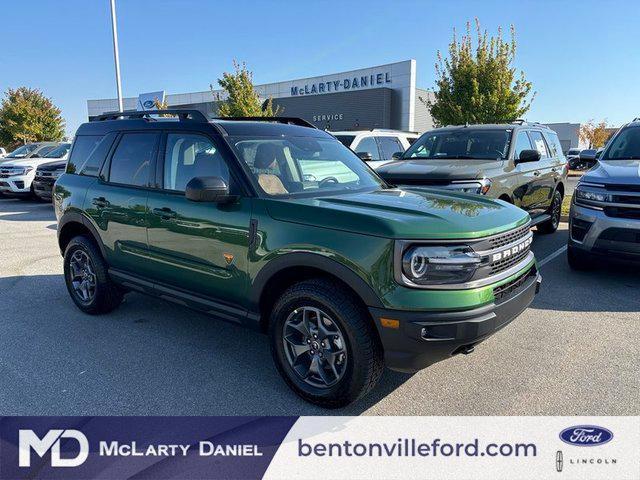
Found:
537,190 -> 562,234
567,245 -> 592,270
63,235 -> 124,314
269,278 -> 384,408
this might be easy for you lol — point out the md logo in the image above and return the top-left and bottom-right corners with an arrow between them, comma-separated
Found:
19,429 -> 89,467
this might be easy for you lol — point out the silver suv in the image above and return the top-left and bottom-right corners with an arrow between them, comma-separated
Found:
568,119 -> 640,268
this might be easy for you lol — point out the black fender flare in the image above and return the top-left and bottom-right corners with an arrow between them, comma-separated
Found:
57,211 -> 108,258
250,252 -> 384,310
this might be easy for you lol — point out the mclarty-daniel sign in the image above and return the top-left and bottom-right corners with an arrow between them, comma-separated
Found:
291,71 -> 392,96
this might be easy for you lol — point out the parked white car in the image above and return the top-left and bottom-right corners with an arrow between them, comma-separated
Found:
331,129 -> 419,169
0,148 -> 7,158
0,143 -> 70,197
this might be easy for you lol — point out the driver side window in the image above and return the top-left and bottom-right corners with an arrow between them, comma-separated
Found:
163,133 -> 231,192
354,137 -> 381,161
514,131 -> 533,160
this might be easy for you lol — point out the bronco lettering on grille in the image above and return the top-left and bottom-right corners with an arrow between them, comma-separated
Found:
491,237 -> 532,262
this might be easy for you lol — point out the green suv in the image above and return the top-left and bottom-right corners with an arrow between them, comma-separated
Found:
54,111 -> 541,407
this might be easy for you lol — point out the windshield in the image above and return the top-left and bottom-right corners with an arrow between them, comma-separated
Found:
603,126 -> 640,160
229,135 -> 386,197
44,143 -> 71,158
333,135 -> 356,148
6,144 -> 38,158
403,129 -> 512,160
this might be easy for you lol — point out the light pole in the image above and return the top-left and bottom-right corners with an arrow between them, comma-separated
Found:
109,0 -> 124,112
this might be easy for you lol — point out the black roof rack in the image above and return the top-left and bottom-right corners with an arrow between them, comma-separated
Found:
212,116 -> 317,129
92,109 -> 208,122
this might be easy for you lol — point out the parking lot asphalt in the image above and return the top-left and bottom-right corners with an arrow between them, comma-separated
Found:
0,197 -> 637,416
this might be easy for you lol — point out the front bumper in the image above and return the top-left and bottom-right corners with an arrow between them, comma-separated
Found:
370,265 -> 541,373
32,176 -> 56,199
0,174 -> 33,194
569,203 -> 640,260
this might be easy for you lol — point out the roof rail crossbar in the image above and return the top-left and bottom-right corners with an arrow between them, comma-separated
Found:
93,109 -> 208,122
212,116 -> 318,129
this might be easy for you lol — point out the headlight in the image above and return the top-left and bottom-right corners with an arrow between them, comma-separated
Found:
402,245 -> 481,285
575,186 -> 610,205
441,178 -> 491,195
10,167 -> 33,176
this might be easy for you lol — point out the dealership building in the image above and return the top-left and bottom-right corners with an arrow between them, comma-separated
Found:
87,59 -> 588,150
87,60 -> 435,133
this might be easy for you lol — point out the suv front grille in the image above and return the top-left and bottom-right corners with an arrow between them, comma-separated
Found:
604,207 -> 640,220
605,184 -> 640,193
489,246 -> 530,275
488,223 -> 531,249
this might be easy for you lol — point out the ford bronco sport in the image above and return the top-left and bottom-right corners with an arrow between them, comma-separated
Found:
54,110 -> 541,407
376,121 -> 568,234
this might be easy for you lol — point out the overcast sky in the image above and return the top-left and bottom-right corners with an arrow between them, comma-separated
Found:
1,0 -> 638,136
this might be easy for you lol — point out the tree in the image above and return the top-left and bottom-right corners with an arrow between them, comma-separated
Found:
0,87 -> 65,149
579,119 -> 610,148
423,19 -> 535,126
213,61 -> 281,117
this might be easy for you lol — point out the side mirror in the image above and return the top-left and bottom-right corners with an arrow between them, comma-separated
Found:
356,151 -> 373,161
595,150 -> 603,159
515,149 -> 541,164
185,176 -> 236,203
579,149 -> 597,161
391,151 -> 404,160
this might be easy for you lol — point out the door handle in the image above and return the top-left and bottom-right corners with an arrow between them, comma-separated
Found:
92,197 -> 110,208
152,207 -> 177,220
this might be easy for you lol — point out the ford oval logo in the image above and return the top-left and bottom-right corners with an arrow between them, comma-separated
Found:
559,425 -> 613,447
143,100 -> 155,109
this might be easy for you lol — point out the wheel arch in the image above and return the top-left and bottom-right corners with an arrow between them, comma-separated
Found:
57,212 -> 107,258
251,252 -> 384,333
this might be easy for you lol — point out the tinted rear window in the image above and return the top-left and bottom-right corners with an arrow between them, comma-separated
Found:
108,133 -> 158,186
67,136 -> 103,175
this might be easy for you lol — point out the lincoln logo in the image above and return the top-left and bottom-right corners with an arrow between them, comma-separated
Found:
19,429 -> 89,467
491,236 -> 532,262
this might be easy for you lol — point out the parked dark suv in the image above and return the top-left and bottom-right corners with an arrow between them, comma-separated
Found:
54,110 -> 541,407
376,121 -> 568,234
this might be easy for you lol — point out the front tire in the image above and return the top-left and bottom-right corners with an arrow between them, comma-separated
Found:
269,279 -> 383,408
63,235 -> 124,314
537,190 -> 562,234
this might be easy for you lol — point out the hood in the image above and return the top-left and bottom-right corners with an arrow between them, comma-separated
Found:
37,160 -> 67,171
582,160 -> 640,185
376,159 -> 506,183
0,158 -> 60,169
264,188 -> 529,240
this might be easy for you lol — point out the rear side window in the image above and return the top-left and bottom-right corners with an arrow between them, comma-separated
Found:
108,133 -> 159,187
67,135 -> 108,175
528,131 -> 550,158
543,131 -> 563,158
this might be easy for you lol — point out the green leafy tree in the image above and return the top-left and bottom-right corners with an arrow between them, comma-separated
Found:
0,87 -> 65,149
423,20 -> 535,126
213,61 -> 281,117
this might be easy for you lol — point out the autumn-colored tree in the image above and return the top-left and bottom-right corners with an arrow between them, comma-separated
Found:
579,119 -> 610,148
0,87 -> 65,149
213,61 -> 281,117
424,20 -> 535,126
